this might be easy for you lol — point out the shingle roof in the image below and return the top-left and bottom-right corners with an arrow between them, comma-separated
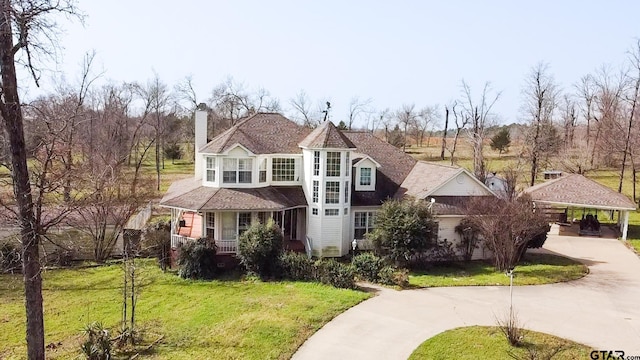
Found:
395,161 -> 462,199
298,121 -> 356,149
524,173 -> 636,210
199,113 -> 311,154
343,132 -> 416,206
431,196 -> 494,215
160,177 -> 307,211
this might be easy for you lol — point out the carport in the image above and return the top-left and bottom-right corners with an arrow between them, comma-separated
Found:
524,173 -> 637,240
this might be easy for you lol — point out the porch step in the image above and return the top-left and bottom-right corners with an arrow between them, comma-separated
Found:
284,240 -> 306,253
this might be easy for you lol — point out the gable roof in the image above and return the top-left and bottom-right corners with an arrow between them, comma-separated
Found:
395,162 -> 461,199
161,177 -> 307,211
298,120 -> 356,149
344,131 -> 416,206
199,113 -> 311,155
524,173 -> 637,211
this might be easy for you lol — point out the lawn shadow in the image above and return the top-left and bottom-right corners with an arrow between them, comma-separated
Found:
533,248 -> 604,267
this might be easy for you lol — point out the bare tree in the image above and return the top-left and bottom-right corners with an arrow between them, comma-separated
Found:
576,74 -> 596,148
618,40 -> 640,193
410,105 -> 440,147
0,1 -> 81,358
461,80 -> 501,181
462,195 -> 550,271
447,101 -> 469,166
560,94 -> 577,148
395,104 -> 417,152
440,106 -> 449,160
289,89 -> 319,127
347,96 -> 372,130
208,76 -> 280,131
522,63 -> 559,186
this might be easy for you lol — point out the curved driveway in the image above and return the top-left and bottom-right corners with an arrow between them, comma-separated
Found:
293,230 -> 640,359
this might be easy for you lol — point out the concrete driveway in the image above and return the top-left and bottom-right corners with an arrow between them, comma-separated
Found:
293,229 -> 640,359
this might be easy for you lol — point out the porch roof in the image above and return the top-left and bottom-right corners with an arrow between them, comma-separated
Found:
160,177 -> 307,211
523,173 -> 637,211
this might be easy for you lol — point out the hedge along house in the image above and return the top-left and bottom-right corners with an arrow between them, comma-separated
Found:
523,173 -> 637,240
160,108 -> 498,258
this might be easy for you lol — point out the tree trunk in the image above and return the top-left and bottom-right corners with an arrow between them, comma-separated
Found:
0,1 -> 45,357
440,107 -> 449,160
618,79 -> 639,193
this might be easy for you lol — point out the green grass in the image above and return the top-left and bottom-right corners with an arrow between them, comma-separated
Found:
408,326 -> 591,360
0,260 -> 370,359
409,253 -> 588,287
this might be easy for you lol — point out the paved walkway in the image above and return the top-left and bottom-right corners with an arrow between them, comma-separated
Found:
293,230 -> 640,359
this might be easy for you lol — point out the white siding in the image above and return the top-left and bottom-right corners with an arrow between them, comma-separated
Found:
322,216 -> 343,257
438,216 -> 488,260
431,173 -> 493,196
227,146 -> 248,157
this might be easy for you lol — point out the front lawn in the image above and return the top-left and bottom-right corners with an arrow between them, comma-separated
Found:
0,260 -> 370,359
409,253 -> 588,287
408,326 -> 591,360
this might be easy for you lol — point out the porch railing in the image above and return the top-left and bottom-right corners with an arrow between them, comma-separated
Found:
171,234 -> 237,254
171,234 -> 196,248
216,239 -> 237,254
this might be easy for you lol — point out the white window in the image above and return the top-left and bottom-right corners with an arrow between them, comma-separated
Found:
345,152 -> 350,176
325,181 -> 340,204
272,158 -> 295,181
238,159 -> 252,183
223,158 -> 252,184
326,152 -> 341,176
312,180 -> 319,203
206,157 -> 216,182
313,151 -> 320,176
206,212 -> 215,238
238,212 -> 252,236
312,208 -> 318,215
259,158 -> 267,183
360,167 -> 372,186
344,181 -> 349,203
325,209 -> 339,216
354,211 -> 376,239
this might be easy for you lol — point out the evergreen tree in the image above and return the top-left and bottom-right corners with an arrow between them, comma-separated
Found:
490,127 -> 511,155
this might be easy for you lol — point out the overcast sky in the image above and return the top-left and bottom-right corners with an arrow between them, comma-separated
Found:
22,0 -> 640,128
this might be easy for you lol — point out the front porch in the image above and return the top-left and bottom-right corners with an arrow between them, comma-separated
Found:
170,208 -> 308,255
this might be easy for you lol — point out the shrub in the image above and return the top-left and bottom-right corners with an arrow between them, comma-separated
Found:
237,219 -> 283,278
378,266 -> 410,288
314,259 -> 356,289
496,309 -> 524,347
278,252 -> 314,281
142,220 -> 172,271
368,199 -> 438,266
177,238 -> 218,279
526,226 -> 551,249
0,242 -> 21,273
352,252 -> 385,282
46,248 -> 75,267
163,143 -> 183,161
455,219 -> 482,261
80,322 -> 112,360
423,238 -> 458,263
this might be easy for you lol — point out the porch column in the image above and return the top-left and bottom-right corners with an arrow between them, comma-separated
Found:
622,210 -> 629,241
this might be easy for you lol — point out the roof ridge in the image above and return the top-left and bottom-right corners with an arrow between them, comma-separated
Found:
417,160 -> 460,169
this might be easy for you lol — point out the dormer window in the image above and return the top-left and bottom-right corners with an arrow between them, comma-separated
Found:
223,158 -> 252,184
206,157 -> 216,182
354,157 -> 378,191
360,168 -> 372,186
326,152 -> 341,176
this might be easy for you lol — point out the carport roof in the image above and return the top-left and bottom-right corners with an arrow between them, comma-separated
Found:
524,173 -> 637,211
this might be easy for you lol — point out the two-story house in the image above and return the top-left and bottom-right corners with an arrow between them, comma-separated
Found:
160,108 -> 495,259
